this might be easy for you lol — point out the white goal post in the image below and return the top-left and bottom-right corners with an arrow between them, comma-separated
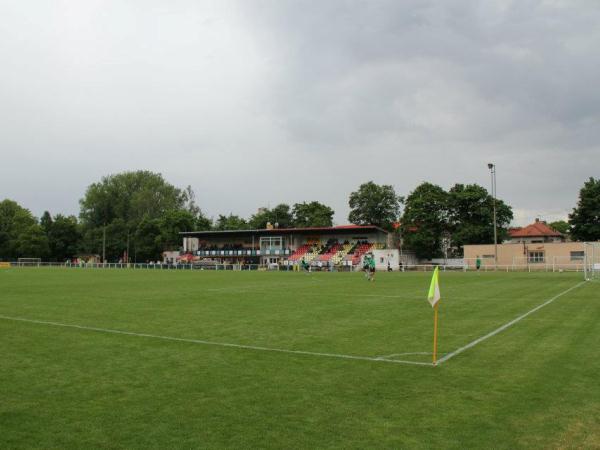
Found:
583,242 -> 600,281
17,258 -> 41,267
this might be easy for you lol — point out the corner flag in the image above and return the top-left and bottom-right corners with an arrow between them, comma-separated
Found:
427,266 -> 441,308
427,267 -> 441,365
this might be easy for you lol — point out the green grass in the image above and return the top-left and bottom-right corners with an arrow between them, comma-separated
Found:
1,268 -> 599,449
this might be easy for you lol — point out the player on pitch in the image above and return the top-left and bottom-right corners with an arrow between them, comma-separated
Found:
368,253 -> 376,281
301,257 -> 310,273
363,254 -> 370,279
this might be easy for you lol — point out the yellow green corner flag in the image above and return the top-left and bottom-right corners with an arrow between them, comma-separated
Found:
428,267 -> 441,365
427,266 -> 441,308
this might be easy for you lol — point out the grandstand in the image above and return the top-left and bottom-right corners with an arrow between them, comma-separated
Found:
180,225 -> 390,269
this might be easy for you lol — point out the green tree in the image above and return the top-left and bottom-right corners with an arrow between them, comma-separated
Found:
447,184 -> 513,252
80,171 -> 187,227
46,214 -> 81,261
134,217 -> 162,262
0,199 -> 38,260
195,214 -> 213,231
270,204 -> 294,228
80,227 -> 104,258
40,211 -> 53,234
549,220 -> 570,236
156,210 -> 197,252
103,219 -> 129,261
14,224 -> 49,259
79,171 -> 208,259
348,181 -> 401,229
214,214 -> 249,231
248,208 -> 269,229
400,183 -> 448,259
292,201 -> 334,227
569,177 -> 600,241
249,204 -> 293,229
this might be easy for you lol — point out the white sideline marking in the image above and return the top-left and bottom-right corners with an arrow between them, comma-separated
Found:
436,281 -> 586,365
0,315 -> 433,367
378,352 -> 446,359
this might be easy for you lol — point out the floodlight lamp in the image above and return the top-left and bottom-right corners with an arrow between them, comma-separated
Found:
487,163 -> 494,170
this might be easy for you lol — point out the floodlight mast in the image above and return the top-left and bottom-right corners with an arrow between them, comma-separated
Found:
488,163 -> 498,267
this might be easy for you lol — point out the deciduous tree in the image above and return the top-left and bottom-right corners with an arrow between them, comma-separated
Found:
569,177 -> 600,241
14,224 -> 49,259
292,201 -> 334,228
249,204 -> 293,229
549,220 -> 570,236
348,181 -> 401,229
134,217 -> 162,262
157,210 -> 197,251
447,184 -> 513,252
214,214 -> 250,231
0,199 -> 38,260
79,171 -> 210,260
400,183 -> 448,259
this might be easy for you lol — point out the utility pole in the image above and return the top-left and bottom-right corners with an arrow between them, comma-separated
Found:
488,163 -> 498,267
102,223 -> 106,263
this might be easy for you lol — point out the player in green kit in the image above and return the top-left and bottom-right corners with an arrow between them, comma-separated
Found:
301,257 -> 310,273
367,253 -> 376,281
362,254 -> 370,279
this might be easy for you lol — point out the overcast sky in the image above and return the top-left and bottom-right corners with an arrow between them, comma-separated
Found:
1,0 -> 598,226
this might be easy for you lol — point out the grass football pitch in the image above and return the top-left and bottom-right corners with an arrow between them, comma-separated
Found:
1,268 -> 599,449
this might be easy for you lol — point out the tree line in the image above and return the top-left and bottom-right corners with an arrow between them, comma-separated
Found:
1,171 -> 598,262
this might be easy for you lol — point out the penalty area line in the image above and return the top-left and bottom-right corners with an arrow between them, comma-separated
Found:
0,315 -> 433,367
436,281 -> 586,365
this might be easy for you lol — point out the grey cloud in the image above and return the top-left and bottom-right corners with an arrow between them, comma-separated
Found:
0,0 -> 598,225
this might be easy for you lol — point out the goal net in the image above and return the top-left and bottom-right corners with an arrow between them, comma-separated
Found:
17,258 -> 41,267
583,242 -> 600,281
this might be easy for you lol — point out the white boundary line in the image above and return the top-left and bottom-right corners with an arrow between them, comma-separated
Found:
436,281 -> 586,365
0,281 -> 584,368
378,352 -> 446,359
0,315 -> 432,367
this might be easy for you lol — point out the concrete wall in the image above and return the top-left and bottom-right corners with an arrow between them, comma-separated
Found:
369,249 -> 400,271
398,251 -> 419,266
464,242 -> 586,269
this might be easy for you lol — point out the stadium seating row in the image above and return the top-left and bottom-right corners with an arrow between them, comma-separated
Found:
289,240 -> 380,264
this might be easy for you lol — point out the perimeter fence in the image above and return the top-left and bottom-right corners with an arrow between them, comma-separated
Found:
1,261 -> 587,273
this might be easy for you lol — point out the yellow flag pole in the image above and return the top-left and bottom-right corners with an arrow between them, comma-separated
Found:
433,302 -> 439,365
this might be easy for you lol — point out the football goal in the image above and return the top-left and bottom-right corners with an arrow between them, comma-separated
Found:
583,242 -> 600,281
17,258 -> 41,267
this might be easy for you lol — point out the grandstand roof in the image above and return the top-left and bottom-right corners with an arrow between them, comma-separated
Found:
508,219 -> 563,238
181,224 -> 388,238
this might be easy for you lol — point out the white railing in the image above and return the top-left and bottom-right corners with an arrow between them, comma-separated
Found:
4,261 -> 279,271
2,261 -> 586,273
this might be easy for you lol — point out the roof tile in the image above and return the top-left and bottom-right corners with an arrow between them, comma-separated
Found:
509,221 -> 563,238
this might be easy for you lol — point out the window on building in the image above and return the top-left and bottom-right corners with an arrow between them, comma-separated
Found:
570,251 -> 585,261
528,251 -> 545,263
259,236 -> 283,251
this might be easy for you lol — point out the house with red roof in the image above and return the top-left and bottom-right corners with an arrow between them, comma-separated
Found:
505,219 -> 565,244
